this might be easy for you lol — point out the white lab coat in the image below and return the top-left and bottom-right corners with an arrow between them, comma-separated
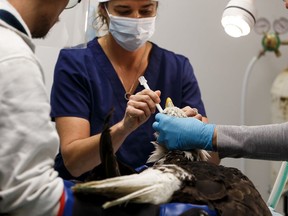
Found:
0,1 -> 63,215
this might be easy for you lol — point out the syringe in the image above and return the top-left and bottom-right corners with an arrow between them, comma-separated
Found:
138,76 -> 164,113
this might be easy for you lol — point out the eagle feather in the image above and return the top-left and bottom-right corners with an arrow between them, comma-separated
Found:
72,98 -> 271,216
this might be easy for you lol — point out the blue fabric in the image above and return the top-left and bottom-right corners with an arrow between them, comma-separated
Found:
50,37 -> 207,181
159,203 -> 217,216
62,181 -> 218,216
135,164 -> 149,172
62,180 -> 75,216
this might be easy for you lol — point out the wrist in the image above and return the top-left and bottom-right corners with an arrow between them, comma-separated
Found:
212,126 -> 217,151
114,120 -> 131,136
111,121 -> 131,143
108,121 -> 132,152
203,124 -> 216,151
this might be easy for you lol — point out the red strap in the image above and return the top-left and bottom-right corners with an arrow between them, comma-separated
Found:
57,189 -> 66,216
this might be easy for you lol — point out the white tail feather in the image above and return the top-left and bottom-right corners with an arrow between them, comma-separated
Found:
72,165 -> 189,209
102,185 -> 159,209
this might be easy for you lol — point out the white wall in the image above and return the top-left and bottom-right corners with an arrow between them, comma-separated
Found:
34,0 -> 288,213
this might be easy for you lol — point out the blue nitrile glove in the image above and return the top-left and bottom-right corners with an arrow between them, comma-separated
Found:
152,113 -> 215,151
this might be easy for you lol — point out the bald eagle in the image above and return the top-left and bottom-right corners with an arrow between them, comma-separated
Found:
72,98 -> 272,216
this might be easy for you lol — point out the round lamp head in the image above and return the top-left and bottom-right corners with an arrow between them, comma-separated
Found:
221,0 -> 256,38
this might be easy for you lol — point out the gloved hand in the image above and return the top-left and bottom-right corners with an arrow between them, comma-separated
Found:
152,113 -> 215,151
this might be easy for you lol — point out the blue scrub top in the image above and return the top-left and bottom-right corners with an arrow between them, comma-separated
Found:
50,38 -> 207,181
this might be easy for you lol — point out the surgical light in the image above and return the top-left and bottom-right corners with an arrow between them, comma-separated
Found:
65,0 -> 82,9
221,0 -> 256,38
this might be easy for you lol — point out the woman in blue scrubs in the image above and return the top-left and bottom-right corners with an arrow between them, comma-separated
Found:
50,0 -> 219,181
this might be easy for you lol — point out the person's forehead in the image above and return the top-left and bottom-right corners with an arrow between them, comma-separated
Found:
98,0 -> 158,2
105,0 -> 158,8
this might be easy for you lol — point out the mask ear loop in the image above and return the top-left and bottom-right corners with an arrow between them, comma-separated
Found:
104,4 -> 110,17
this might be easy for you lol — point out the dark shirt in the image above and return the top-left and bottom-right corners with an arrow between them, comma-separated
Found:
50,38 -> 207,181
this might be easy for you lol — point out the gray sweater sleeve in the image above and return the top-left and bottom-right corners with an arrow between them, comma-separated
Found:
217,122 -> 288,161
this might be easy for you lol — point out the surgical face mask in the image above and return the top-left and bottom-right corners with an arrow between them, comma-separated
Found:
105,7 -> 156,51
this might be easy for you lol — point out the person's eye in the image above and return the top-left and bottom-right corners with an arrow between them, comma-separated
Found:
115,10 -> 132,16
140,10 -> 154,16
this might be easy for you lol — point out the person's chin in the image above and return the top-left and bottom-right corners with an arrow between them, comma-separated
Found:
32,28 -> 51,39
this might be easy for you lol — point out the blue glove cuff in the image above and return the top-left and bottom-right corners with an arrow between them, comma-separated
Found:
202,124 -> 216,151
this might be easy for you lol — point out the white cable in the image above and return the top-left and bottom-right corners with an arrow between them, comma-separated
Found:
240,55 -> 261,125
240,54 -> 261,173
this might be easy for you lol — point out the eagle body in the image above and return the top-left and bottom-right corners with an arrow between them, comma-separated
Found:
73,99 -> 271,215
77,164 -> 193,209
159,150 -> 271,216
73,150 -> 271,215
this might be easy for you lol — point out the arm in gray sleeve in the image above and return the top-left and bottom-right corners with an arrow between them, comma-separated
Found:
217,122 -> 288,161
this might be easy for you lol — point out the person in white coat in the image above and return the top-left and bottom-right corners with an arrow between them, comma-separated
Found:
0,0 -> 79,215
